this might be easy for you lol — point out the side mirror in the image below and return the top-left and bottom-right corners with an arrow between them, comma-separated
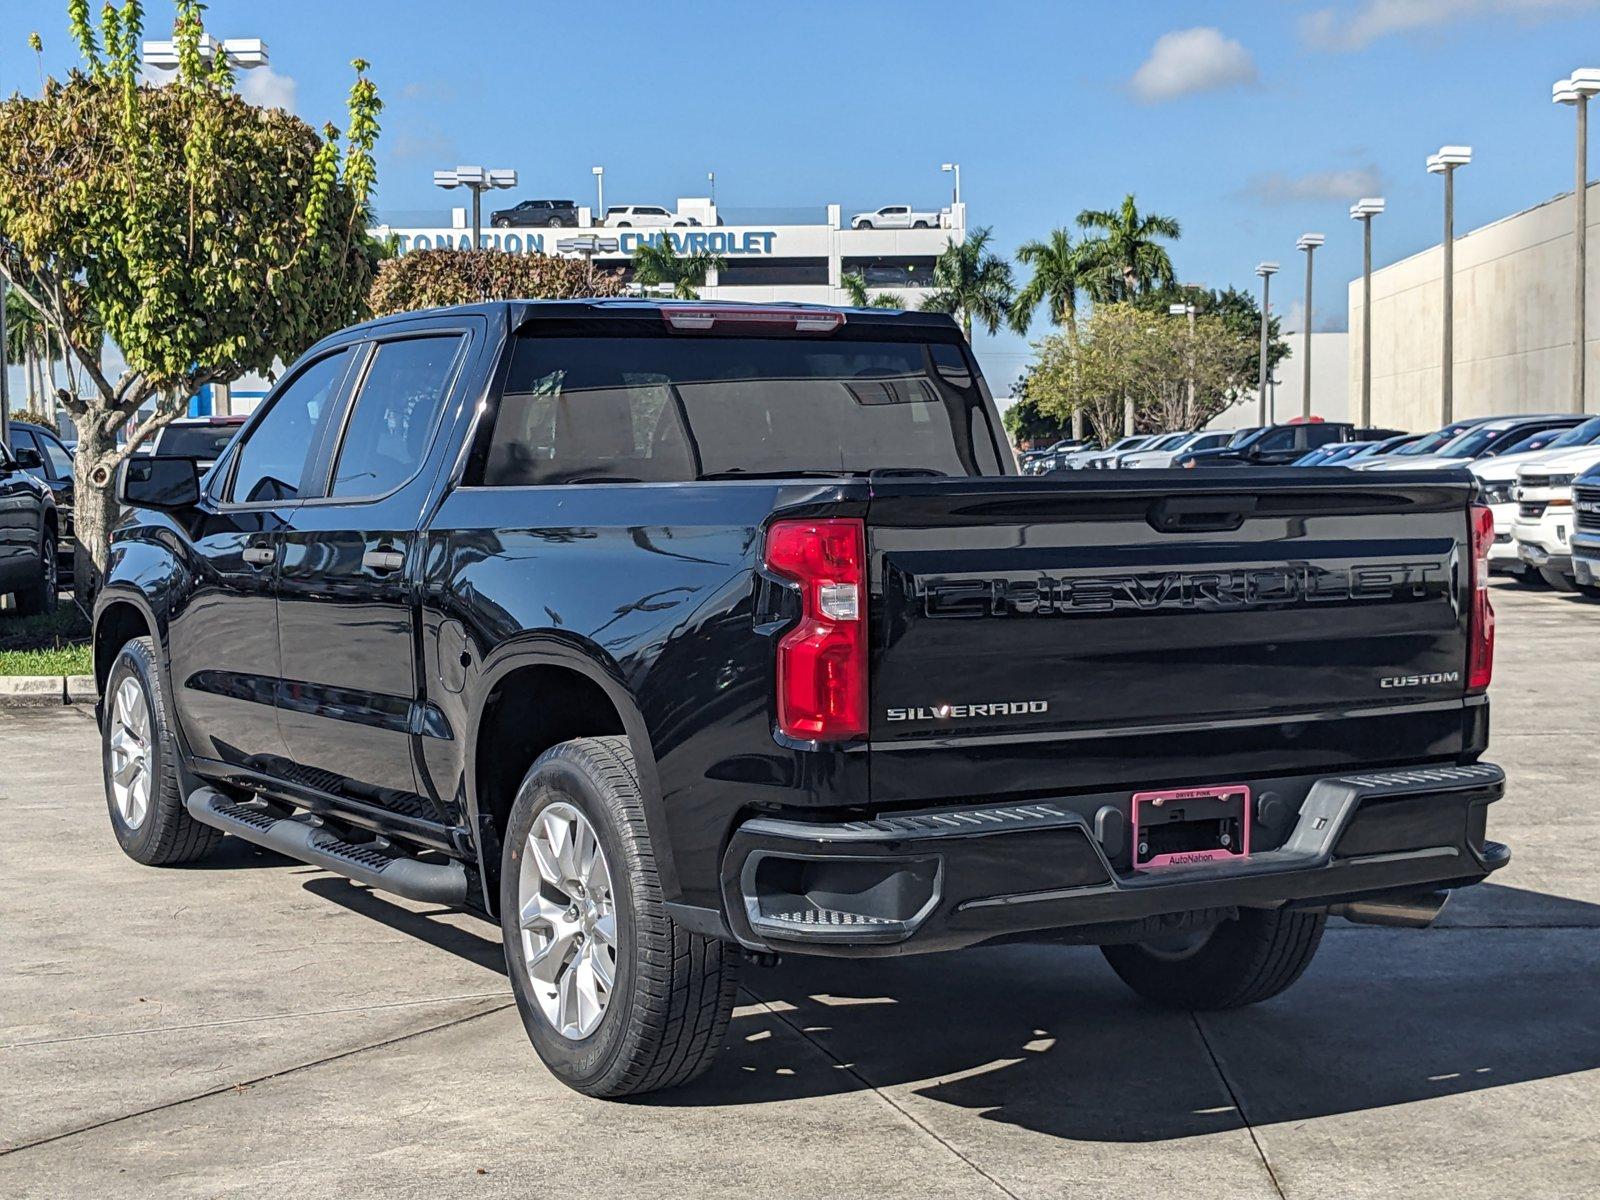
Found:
14,447 -> 44,470
119,456 -> 200,510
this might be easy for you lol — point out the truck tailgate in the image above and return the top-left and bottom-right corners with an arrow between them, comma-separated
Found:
866,473 -> 1479,805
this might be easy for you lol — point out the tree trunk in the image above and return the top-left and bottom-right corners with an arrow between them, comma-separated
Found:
72,421 -> 122,601
1063,311 -> 1084,442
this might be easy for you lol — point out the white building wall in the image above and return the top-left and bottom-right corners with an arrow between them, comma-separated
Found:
1350,180 -> 1600,432
1205,332 -> 1350,430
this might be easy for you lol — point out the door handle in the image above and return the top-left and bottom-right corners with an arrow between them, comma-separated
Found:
362,548 -> 405,573
242,546 -> 276,566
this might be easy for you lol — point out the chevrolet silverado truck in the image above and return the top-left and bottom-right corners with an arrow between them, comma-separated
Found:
95,299 -> 1507,1098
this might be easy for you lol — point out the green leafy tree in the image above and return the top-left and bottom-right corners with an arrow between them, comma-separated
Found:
630,234 -> 726,300
1076,194 -> 1181,301
368,249 -> 628,315
0,1 -> 383,582
840,272 -> 903,309
1136,283 -> 1290,401
919,227 -> 1016,339
1010,227 -> 1096,437
1000,369 -> 1073,448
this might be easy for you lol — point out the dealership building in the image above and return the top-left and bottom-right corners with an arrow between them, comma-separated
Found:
374,198 -> 966,307
1349,179 -> 1599,430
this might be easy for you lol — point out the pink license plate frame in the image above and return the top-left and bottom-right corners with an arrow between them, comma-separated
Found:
1131,784 -> 1251,869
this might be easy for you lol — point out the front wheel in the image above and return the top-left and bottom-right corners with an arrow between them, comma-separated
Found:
493,217 -> 511,228
14,528 -> 58,616
500,736 -> 739,1098
1539,566 -> 1579,592
1102,907 -> 1326,1010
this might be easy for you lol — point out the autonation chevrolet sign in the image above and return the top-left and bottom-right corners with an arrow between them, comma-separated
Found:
385,227 -> 780,257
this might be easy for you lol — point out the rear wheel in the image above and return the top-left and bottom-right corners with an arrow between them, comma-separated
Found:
500,736 -> 739,1097
1577,582 -> 1600,600
1102,907 -> 1326,1010
14,529 -> 58,616
1539,566 -> 1579,591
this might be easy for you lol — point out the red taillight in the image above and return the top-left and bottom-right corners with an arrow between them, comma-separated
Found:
1468,502 -> 1495,693
763,518 -> 867,741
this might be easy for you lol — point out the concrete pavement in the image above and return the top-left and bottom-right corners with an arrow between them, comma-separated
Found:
2,581 -> 1597,1199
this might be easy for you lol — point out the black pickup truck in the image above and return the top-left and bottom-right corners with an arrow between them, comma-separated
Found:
95,300 -> 1507,1098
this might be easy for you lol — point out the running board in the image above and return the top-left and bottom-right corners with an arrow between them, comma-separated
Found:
185,787 -> 468,906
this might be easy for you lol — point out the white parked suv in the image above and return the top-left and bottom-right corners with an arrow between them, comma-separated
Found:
1470,417 -> 1600,577
1510,443 -> 1600,591
604,205 -> 697,227
1122,430 -> 1233,468
850,205 -> 942,230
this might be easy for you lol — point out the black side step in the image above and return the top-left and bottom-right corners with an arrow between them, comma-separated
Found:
185,787 -> 468,906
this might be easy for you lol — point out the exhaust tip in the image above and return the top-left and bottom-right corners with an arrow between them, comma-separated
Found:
1330,889 -> 1450,929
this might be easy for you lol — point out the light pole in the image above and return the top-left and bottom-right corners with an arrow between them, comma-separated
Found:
1296,233 -> 1324,419
708,172 -> 716,206
433,166 -> 517,249
941,162 -> 962,208
1555,70 -> 1600,413
1349,198 -> 1385,430
1256,262 -> 1279,426
142,35 -> 269,70
1169,302 -> 1197,426
1427,145 -> 1472,424
592,166 -> 605,222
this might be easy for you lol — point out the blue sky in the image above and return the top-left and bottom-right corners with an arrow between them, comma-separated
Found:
4,0 -> 1599,392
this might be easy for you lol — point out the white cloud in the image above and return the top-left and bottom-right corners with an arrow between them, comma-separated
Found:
1302,0 -> 1599,51
1130,27 -> 1258,103
1248,165 -> 1385,204
238,66 -> 297,113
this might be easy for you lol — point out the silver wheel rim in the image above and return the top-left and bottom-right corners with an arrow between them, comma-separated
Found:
109,676 -> 153,829
516,801 -> 618,1040
43,542 -> 57,596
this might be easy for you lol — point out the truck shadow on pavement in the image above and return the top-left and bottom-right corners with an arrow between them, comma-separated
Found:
293,872 -> 1600,1141
654,882 -> 1600,1141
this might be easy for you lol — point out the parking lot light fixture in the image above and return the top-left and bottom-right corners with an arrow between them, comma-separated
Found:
142,35 -> 269,71
941,162 -> 961,208
1255,262 -> 1279,426
1349,199 -> 1385,429
1169,303 -> 1197,424
1428,146 -> 1471,424
592,166 -> 604,222
1555,70 -> 1600,413
1296,234 -> 1325,420
434,165 -> 518,249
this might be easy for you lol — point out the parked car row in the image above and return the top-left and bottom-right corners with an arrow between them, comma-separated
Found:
490,199 -> 709,228
0,414 -> 245,612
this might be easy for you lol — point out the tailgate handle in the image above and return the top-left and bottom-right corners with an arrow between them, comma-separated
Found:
1148,495 -> 1258,533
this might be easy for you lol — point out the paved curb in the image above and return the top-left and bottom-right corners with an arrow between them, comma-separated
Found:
0,676 -> 98,708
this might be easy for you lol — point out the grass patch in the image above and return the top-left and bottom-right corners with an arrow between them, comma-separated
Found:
0,601 -> 91,676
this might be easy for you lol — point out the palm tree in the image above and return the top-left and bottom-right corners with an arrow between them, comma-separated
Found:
1009,228 -> 1095,439
841,272 -> 904,309
1075,194 -> 1180,301
631,235 -> 727,300
919,227 -> 1015,338
5,288 -> 50,413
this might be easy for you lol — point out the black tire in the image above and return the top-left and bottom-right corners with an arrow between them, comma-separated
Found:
1511,568 -> 1546,587
493,217 -> 510,228
546,217 -> 562,227
1576,582 -> 1600,600
102,637 -> 221,866
913,220 -> 929,228
1538,566 -> 1579,592
500,736 -> 739,1098
615,221 -> 631,228
1102,908 -> 1326,1010
14,527 -> 58,616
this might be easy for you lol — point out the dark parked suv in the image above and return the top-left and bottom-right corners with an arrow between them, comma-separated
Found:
95,300 -> 1507,1099
491,199 -> 580,228
0,434 -> 59,613
9,419 -> 75,584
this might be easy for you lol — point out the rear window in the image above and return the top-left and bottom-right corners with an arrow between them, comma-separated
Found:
157,424 -> 241,459
478,334 -> 1002,485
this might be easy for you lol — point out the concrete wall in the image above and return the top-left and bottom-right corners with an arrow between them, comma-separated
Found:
1350,181 -> 1600,432
1205,331 -> 1350,430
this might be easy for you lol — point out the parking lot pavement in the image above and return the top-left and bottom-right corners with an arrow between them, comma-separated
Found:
1,581 -> 1596,1200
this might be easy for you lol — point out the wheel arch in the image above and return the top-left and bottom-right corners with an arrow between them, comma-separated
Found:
466,637 -> 675,915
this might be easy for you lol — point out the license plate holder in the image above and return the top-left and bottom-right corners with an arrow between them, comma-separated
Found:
1131,784 -> 1251,869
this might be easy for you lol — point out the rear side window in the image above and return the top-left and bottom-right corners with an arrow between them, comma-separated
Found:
329,336 -> 462,497
158,424 -> 240,460
229,349 -> 354,503
479,334 -> 1001,485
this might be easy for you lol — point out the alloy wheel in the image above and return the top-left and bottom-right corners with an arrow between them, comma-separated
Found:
109,676 -> 153,829
517,801 -> 619,1039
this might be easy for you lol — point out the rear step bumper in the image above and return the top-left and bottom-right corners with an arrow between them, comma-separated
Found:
719,764 -> 1508,957
185,787 -> 468,906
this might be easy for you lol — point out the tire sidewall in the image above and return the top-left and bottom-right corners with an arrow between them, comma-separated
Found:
102,642 -> 172,859
500,752 -> 640,1090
